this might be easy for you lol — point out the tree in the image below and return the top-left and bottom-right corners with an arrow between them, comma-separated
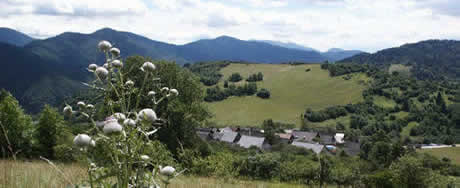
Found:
390,155 -> 440,187
257,88 -> 270,99
369,141 -> 393,168
36,105 -> 63,159
228,73 -> 242,82
257,72 -> 264,81
262,119 -> 277,145
122,56 -> 211,155
436,92 -> 447,113
223,80 -> 228,88
0,92 -> 33,159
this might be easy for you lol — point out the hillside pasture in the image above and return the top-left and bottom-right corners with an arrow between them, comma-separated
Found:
206,63 -> 369,127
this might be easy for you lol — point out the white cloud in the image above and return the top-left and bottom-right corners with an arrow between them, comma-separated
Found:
0,0 -> 459,52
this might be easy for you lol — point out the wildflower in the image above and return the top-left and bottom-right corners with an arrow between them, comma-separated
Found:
138,108 -> 158,122
112,60 -> 123,69
160,87 -> 169,92
103,119 -> 123,134
63,105 -> 73,117
95,67 -> 109,80
73,134 -> 95,147
125,80 -> 134,87
141,62 -> 156,72
98,40 -> 112,52
140,155 -> 150,161
103,63 -> 109,69
159,166 -> 175,177
77,101 -> 86,109
88,64 -> 98,72
123,119 -> 136,126
113,113 -> 126,121
147,91 -> 156,97
86,104 -> 94,109
110,47 -> 120,57
169,89 -> 179,97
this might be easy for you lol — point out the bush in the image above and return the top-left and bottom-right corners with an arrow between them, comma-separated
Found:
229,73 -> 243,82
53,144 -> 76,162
257,89 -> 270,99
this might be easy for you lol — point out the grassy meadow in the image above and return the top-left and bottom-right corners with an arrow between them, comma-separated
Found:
0,160 -> 314,188
418,147 -> 460,166
206,64 -> 369,127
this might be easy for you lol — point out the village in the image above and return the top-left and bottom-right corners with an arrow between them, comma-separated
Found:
196,127 -> 361,155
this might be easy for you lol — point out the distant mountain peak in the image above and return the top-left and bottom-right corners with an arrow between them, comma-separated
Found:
215,35 -> 239,41
0,27 -> 35,47
251,40 -> 319,52
327,48 -> 344,53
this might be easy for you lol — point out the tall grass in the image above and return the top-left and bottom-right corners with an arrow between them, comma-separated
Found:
0,160 -> 311,188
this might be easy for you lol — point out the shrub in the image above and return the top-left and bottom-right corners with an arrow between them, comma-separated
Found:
257,88 -> 270,99
229,73 -> 243,82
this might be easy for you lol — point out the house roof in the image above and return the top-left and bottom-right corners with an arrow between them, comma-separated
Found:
276,133 -> 293,140
319,133 -> 335,145
237,135 -> 265,149
292,131 -> 318,142
220,131 -> 239,143
292,141 -> 324,154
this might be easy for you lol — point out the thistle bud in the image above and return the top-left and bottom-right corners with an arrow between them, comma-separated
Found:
147,91 -> 156,97
113,113 -> 126,121
63,105 -> 73,117
112,60 -> 123,69
141,62 -> 156,72
169,89 -> 179,96
77,101 -> 86,109
159,166 -> 175,177
125,80 -> 134,87
98,40 -> 112,52
110,47 -> 120,57
123,119 -> 136,126
103,63 -> 109,69
95,67 -> 109,80
88,64 -> 98,72
86,104 -> 94,109
161,87 -> 169,92
103,119 -> 123,134
73,134 -> 95,147
138,108 -> 158,122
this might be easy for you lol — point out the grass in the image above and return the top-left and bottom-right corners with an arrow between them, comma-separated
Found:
373,96 -> 396,109
401,121 -> 418,137
0,160 -> 313,188
418,147 -> 460,165
206,64 -> 369,127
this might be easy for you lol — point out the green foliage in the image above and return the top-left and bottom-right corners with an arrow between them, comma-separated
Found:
246,72 -> 263,82
187,62 -> 229,86
0,92 -> 34,158
204,82 -> 259,102
36,105 -> 63,159
228,73 -> 243,82
262,119 -> 277,145
256,88 -> 270,99
304,106 -> 348,122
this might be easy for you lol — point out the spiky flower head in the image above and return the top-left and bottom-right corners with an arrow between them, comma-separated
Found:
147,91 -> 156,97
113,113 -> 126,121
88,64 -> 98,72
125,80 -> 134,87
112,60 -> 123,69
169,89 -> 179,97
140,155 -> 150,161
159,166 -> 176,177
138,108 -> 158,122
110,47 -> 120,57
77,101 -> 86,109
141,62 -> 156,72
63,105 -> 73,117
95,67 -> 109,80
103,119 -> 123,134
123,119 -> 136,127
98,40 -> 112,52
73,134 -> 95,147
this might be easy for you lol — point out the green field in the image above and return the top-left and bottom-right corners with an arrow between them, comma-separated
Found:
206,63 -> 369,127
418,147 -> 460,165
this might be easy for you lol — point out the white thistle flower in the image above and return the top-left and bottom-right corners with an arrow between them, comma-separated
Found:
141,62 -> 156,72
169,89 -> 179,97
112,60 -> 123,69
98,40 -> 112,52
77,101 -> 86,109
110,47 -> 120,57
125,80 -> 134,87
147,91 -> 156,97
159,166 -> 175,177
73,134 -> 95,147
95,67 -> 109,80
103,63 -> 109,69
86,104 -> 94,109
161,87 -> 169,92
123,119 -> 136,126
113,113 -> 126,121
63,105 -> 73,117
88,64 -> 98,72
138,108 -> 158,122
140,155 -> 150,161
95,121 -> 105,128
103,119 -> 123,134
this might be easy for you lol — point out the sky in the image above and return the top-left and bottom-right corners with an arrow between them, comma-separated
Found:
1,0 -> 460,52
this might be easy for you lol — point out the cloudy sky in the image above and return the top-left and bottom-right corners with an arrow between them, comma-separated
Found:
1,0 -> 459,52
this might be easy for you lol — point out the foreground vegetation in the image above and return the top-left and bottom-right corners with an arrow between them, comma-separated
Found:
419,147 -> 460,165
195,63 -> 368,126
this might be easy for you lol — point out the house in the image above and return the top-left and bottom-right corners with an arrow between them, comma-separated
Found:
276,133 -> 294,144
318,133 -> 335,145
291,141 -> 324,154
292,131 -> 318,143
219,131 -> 240,143
237,135 -> 265,149
335,133 -> 345,144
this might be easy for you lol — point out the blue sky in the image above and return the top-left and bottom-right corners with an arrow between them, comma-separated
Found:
1,0 -> 460,52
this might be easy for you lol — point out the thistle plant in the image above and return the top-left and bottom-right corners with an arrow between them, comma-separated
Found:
66,40 -> 182,188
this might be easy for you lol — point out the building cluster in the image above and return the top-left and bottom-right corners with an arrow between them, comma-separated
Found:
197,127 -> 360,155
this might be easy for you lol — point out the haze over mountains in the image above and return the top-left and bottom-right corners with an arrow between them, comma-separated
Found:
0,27 -> 458,112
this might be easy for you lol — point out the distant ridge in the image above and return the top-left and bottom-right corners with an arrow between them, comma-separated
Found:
0,27 -> 35,46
